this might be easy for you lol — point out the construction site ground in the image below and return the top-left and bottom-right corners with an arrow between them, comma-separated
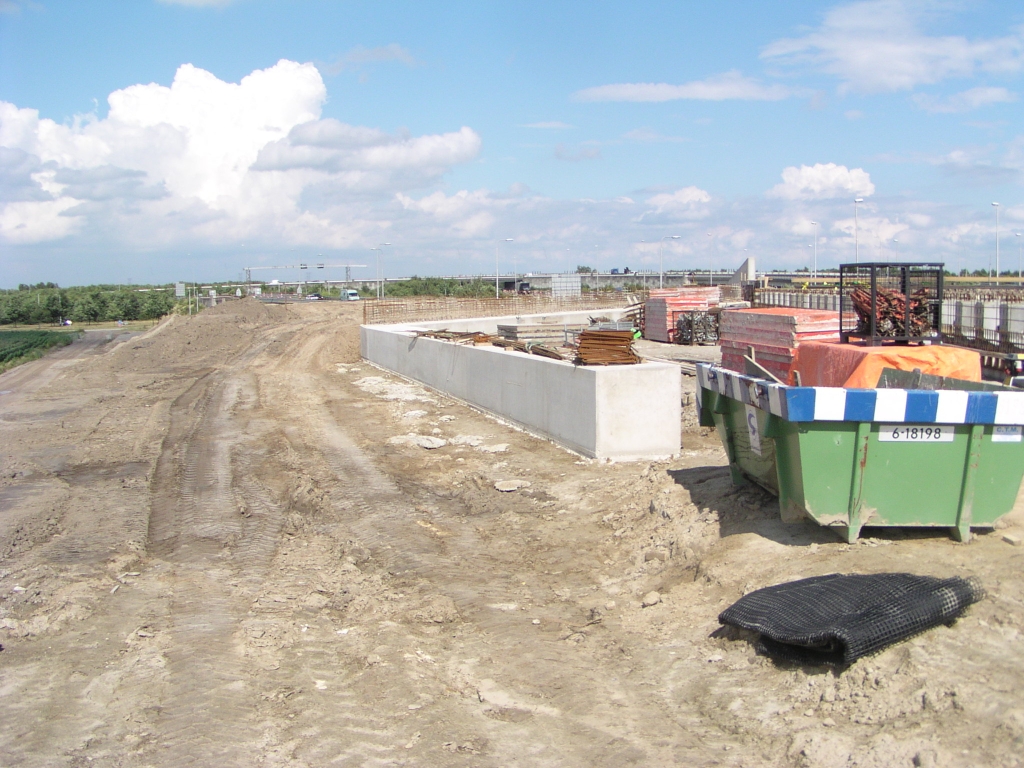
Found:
1,299 -> 1022,767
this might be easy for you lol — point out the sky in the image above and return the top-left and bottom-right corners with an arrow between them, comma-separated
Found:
1,0 -> 1023,287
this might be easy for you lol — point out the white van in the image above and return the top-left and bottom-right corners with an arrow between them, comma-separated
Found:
344,289 -> 360,301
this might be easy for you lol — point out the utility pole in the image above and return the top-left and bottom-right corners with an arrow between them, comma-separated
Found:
1017,232 -> 1022,287
496,239 -> 512,298
658,235 -> 680,289
993,202 -> 1001,287
707,232 -> 713,287
811,221 -> 818,281
854,198 -> 864,264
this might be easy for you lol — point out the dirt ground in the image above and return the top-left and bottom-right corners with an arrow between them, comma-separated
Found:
1,299 -> 1022,767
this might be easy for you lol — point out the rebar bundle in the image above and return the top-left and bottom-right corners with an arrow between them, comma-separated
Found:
675,311 -> 719,345
491,337 -> 567,360
850,287 -> 931,338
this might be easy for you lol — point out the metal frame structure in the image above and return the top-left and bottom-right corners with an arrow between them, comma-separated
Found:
244,262 -> 367,294
839,262 -> 944,346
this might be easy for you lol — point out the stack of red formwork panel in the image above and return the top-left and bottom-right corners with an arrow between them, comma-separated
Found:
719,307 -> 841,383
644,287 -> 721,342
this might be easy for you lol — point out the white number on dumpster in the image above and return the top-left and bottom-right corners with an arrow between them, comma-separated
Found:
878,425 -> 954,442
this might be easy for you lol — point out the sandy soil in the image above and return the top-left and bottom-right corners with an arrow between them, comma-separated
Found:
1,299 -> 1022,767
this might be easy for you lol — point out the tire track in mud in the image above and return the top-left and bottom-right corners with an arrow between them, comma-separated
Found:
142,340 -> 290,765
267,331 -> 721,766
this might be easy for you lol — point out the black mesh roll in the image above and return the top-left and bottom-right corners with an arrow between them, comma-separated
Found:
718,573 -> 985,666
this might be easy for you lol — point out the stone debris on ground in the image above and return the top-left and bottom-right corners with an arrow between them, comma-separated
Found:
641,591 -> 662,607
478,443 -> 509,453
386,434 -> 447,449
494,479 -> 530,492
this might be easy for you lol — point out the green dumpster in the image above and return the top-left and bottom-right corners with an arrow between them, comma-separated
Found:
696,363 -> 1024,543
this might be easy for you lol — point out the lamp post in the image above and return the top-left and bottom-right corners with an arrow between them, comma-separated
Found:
893,238 -> 898,262
371,242 -> 391,299
993,202 -> 1000,287
659,235 -> 680,289
854,198 -> 864,264
640,240 -> 645,290
707,232 -> 713,287
370,248 -> 381,298
1017,232 -> 1021,287
811,221 -> 818,281
496,238 -> 513,298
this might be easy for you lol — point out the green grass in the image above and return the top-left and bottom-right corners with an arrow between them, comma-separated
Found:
0,330 -> 76,373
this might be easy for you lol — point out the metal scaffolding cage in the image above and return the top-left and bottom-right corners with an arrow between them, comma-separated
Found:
839,262 -> 944,346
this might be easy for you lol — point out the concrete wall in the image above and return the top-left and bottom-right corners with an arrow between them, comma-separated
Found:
360,313 -> 680,461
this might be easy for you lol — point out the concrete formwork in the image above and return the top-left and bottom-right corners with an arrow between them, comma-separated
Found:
360,312 -> 681,461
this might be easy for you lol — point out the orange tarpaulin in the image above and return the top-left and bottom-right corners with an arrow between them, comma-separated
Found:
794,342 -> 982,388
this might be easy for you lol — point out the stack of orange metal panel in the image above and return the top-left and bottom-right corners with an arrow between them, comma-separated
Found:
643,287 -> 721,342
719,307 -> 841,383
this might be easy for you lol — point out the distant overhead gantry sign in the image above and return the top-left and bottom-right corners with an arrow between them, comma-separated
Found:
244,262 -> 368,284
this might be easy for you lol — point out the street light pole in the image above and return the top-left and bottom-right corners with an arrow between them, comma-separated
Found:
993,202 -> 1000,287
811,221 -> 818,281
371,242 -> 391,299
496,238 -> 513,298
640,240 -> 645,290
707,232 -> 713,287
1017,232 -> 1022,287
854,198 -> 864,264
659,235 -> 680,289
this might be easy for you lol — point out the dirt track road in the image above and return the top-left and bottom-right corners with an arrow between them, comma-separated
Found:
1,300 -> 1023,767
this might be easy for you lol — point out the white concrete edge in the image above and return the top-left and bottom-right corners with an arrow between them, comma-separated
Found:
359,358 -> 592,460
359,311 -> 681,461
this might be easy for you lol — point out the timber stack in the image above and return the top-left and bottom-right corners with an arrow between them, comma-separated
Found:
575,330 -> 640,365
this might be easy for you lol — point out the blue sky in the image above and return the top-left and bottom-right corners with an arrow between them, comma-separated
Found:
1,0 -> 1023,287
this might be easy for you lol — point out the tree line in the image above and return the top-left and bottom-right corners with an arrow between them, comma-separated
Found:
368,277 -> 498,298
0,285 -> 177,325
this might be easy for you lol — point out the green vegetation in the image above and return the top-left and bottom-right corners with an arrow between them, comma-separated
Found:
369,277 -> 497,298
0,329 -> 75,373
0,284 -> 176,326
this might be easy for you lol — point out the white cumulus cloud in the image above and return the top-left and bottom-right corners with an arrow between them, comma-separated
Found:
913,86 -> 1017,113
0,198 -> 81,244
572,71 -> 793,102
637,187 -> 712,223
397,190 -> 499,237
762,0 -> 1024,94
768,163 -> 875,200
0,59 -> 481,249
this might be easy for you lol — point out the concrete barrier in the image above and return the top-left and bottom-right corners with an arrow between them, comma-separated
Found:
360,312 -> 681,461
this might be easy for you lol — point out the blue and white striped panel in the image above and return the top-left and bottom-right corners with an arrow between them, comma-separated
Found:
696,364 -> 790,419
695,363 -> 1024,425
